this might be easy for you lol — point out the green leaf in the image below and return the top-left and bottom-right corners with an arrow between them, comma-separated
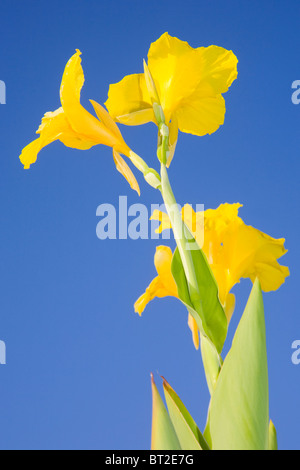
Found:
269,421 -> 278,450
205,279 -> 269,450
151,374 -> 181,450
171,244 -> 227,354
163,377 -> 210,450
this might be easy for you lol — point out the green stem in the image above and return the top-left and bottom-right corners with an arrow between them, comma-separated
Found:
160,163 -> 200,303
160,162 -> 222,395
156,114 -> 222,395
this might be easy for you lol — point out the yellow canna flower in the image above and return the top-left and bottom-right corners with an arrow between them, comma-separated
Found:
105,32 -> 238,142
137,203 -> 289,349
20,50 -> 140,195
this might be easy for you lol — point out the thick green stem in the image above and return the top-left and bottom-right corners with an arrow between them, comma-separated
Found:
156,108 -> 222,394
160,162 -> 222,395
160,163 -> 200,304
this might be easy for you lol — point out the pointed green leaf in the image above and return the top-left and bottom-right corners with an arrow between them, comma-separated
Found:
269,420 -> 278,450
205,280 -> 269,450
163,377 -> 210,450
151,374 -> 181,450
171,244 -> 227,354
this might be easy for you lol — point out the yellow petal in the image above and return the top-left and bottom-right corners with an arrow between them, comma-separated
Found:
60,50 -> 126,152
114,108 -> 156,126
149,203 -> 289,318
194,45 -> 238,94
171,42 -> 238,135
134,277 -> 170,315
218,220 -> 289,294
154,246 -> 178,296
90,100 -> 125,143
249,260 -> 290,293
150,210 -> 172,233
19,107 -> 95,169
134,246 -> 178,315
148,33 -> 238,124
105,33 -> 237,138
20,139 -> 44,170
113,150 -> 140,196
175,94 -> 226,136
204,203 -> 242,233
147,32 -> 202,120
105,73 -> 155,125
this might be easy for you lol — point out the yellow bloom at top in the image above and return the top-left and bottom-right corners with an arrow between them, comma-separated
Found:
105,32 -> 238,139
136,203 -> 289,349
20,50 -> 141,195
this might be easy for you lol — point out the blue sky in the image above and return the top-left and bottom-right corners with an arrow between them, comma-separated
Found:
0,0 -> 299,450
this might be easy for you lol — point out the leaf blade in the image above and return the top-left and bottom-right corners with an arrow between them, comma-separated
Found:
207,279 -> 269,450
171,244 -> 227,354
163,377 -> 210,450
151,374 -> 181,450
269,420 -> 278,450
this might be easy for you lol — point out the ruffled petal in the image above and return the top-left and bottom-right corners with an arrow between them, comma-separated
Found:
235,228 -> 289,292
249,262 -> 290,293
175,94 -> 226,136
105,73 -> 154,125
194,45 -> 238,95
19,107 -> 95,169
112,150 -> 140,196
148,33 -> 238,124
105,33 -> 237,140
148,32 -> 204,120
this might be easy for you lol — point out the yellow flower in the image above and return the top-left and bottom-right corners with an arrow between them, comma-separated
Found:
105,32 -> 238,143
137,203 -> 289,349
20,50 -> 140,195
134,246 -> 178,315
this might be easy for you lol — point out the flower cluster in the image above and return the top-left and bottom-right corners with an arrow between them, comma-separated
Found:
20,33 -> 289,451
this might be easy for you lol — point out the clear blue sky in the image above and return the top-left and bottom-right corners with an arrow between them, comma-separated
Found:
0,0 -> 299,450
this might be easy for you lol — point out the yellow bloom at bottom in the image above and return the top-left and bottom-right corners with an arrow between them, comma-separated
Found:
20,50 -> 140,195
136,203 -> 289,349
